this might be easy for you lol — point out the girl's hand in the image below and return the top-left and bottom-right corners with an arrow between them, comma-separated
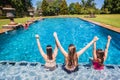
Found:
108,35 -> 111,40
35,34 -> 39,39
93,36 -> 99,42
53,32 -> 57,37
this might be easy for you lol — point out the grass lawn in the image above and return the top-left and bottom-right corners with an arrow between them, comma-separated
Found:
85,14 -> 120,28
0,14 -> 120,28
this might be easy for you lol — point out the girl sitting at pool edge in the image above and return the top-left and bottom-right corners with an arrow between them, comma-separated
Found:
53,32 -> 99,74
91,35 -> 111,70
35,34 -> 58,71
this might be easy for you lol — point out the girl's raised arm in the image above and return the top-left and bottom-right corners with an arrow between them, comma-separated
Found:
53,32 -> 68,58
104,35 -> 111,61
77,36 -> 99,57
53,43 -> 58,58
35,34 -> 47,59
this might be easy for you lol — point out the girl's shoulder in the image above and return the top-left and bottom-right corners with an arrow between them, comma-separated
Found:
74,53 -> 78,58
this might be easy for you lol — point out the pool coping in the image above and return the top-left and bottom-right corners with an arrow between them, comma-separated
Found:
0,28 -> 13,34
0,61 -> 120,66
79,18 -> 120,33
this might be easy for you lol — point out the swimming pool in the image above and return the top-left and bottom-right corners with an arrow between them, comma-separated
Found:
0,18 -> 120,65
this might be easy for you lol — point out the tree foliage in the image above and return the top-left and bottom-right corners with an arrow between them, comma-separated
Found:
69,2 -> 81,14
51,0 -> 61,15
74,2 -> 81,14
101,0 -> 120,14
85,0 -> 96,8
41,0 -> 49,16
0,0 -> 32,17
36,0 -> 42,10
69,3 -> 75,14
80,0 -> 97,14
59,0 -> 68,14
112,0 -> 120,13
40,0 -> 98,15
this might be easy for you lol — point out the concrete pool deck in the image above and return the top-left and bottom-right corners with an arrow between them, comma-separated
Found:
0,28 -> 13,34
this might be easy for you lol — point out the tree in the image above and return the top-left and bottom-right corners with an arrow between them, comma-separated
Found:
81,0 -> 87,14
59,0 -> 68,14
52,0 -> 61,15
69,2 -> 81,14
101,0 -> 120,14
81,0 -> 86,8
86,0 -> 95,8
11,0 -> 24,17
41,0 -> 49,16
101,0 -> 112,13
46,5 -> 56,15
0,0 -> 11,7
23,0 -> 32,15
36,1 -> 42,16
74,2 -> 81,14
11,0 -> 32,17
0,0 -> 32,17
36,1 -> 42,10
81,0 -> 96,14
111,0 -> 120,13
69,3 -> 75,14
40,0 -> 62,16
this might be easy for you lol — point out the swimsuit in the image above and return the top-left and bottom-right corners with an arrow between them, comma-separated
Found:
93,61 -> 104,70
44,59 -> 57,71
62,64 -> 79,74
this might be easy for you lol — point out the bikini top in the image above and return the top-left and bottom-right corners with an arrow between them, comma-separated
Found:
45,58 -> 56,67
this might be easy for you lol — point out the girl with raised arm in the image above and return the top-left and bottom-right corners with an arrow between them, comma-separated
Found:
53,32 -> 98,74
92,35 -> 111,70
35,34 -> 58,71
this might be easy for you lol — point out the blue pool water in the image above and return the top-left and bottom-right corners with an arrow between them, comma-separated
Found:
0,18 -> 120,65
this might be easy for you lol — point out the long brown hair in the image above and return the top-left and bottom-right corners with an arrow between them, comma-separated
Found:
67,44 -> 77,68
96,49 -> 104,64
46,45 -> 53,60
